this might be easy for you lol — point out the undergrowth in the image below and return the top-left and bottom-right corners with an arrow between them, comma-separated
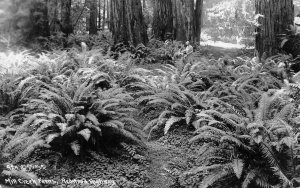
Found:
1,37 -> 300,188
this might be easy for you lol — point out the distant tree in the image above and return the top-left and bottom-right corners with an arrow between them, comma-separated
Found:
49,0 -> 62,34
61,0 -> 73,35
89,0 -> 98,34
98,0 -> 101,28
107,0 -> 110,30
85,0 -> 90,31
152,0 -> 203,43
110,0 -> 148,45
27,0 -> 50,41
142,0 -> 146,10
0,0 -> 50,44
255,0 -> 294,58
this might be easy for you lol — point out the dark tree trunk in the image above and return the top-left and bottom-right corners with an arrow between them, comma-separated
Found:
110,0 -> 148,46
49,0 -> 61,34
28,0 -> 50,40
86,0 -> 90,32
89,0 -> 98,34
152,0 -> 173,41
103,0 -> 106,30
193,0 -> 203,43
61,0 -> 73,36
172,0 -> 194,42
107,0 -> 110,30
255,0 -> 294,58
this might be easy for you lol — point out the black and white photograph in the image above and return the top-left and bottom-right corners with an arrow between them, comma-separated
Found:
1,0 -> 300,187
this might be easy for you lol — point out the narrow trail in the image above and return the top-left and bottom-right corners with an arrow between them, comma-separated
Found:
145,141 -> 175,188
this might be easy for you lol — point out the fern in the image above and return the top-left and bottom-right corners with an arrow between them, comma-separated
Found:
185,87 -> 299,188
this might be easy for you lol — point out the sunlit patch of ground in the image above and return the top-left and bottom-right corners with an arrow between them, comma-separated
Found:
201,40 -> 246,49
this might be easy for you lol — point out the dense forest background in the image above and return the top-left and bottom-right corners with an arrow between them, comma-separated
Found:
3,1 -> 300,188
0,0 -> 271,49
0,0 -> 299,51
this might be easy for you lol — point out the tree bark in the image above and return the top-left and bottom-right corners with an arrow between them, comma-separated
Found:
86,0 -> 90,32
194,0 -> 203,43
89,0 -> 98,34
152,0 -> 173,41
61,0 -> 73,35
107,0 -> 110,30
172,0 -> 194,42
255,0 -> 294,58
110,0 -> 148,46
103,0 -> 106,30
49,0 -> 61,34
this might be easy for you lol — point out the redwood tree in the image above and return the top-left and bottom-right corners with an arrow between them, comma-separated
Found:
172,0 -> 194,41
28,0 -> 50,40
193,0 -> 203,43
152,0 -> 173,41
110,0 -> 148,46
102,0 -> 106,30
152,0 -> 203,43
61,0 -> 73,35
255,0 -> 294,58
89,0 -> 98,35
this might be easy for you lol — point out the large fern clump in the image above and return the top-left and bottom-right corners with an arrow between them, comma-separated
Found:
181,91 -> 300,188
138,84 -> 208,140
1,60 -> 144,163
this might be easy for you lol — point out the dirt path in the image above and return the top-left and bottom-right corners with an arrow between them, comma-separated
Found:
145,141 -> 175,188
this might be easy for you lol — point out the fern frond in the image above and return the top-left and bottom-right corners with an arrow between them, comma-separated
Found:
242,169 -> 258,188
231,159 -> 244,179
164,116 -> 184,135
144,119 -> 158,131
200,165 -> 233,188
13,140 -> 50,163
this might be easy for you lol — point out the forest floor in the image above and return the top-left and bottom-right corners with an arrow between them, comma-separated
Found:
1,43 -> 252,188
200,41 -> 254,59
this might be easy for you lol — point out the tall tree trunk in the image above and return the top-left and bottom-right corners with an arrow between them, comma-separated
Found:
28,0 -> 50,40
89,0 -> 98,34
152,0 -> 173,41
107,0 -> 110,30
49,0 -> 61,34
98,0 -> 101,29
86,0 -> 90,32
255,0 -> 294,58
61,0 -> 73,35
110,0 -> 148,46
172,0 -> 194,42
103,0 -> 106,30
193,0 -> 203,43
